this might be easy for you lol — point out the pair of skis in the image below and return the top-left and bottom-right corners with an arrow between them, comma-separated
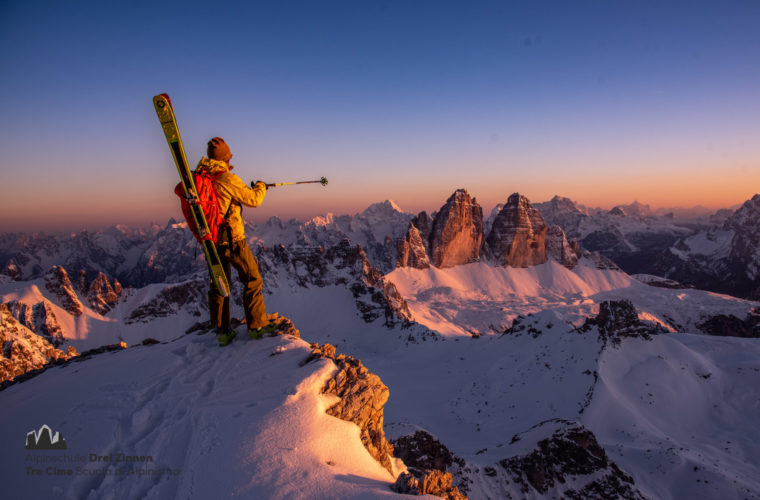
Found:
153,94 -> 230,297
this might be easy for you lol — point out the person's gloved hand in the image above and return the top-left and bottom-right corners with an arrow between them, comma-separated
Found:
251,180 -> 268,191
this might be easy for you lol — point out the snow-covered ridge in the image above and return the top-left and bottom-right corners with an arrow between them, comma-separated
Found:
386,258 -> 757,336
1,325 -> 406,499
649,194 -> 760,299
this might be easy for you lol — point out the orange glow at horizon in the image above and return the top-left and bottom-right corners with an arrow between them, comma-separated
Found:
1,163 -> 757,233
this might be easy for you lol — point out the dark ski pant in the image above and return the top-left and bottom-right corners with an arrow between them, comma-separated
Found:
208,239 -> 268,331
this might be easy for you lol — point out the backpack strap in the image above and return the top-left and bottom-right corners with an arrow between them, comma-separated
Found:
206,169 -> 235,246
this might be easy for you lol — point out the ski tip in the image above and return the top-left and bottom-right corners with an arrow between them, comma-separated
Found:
153,93 -> 172,109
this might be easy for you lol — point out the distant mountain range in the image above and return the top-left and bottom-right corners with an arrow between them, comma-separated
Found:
2,191 -> 757,300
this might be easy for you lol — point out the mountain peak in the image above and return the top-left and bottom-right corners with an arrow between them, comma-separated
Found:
361,200 -> 404,217
487,193 -> 548,267
724,193 -> 760,231
428,189 -> 483,268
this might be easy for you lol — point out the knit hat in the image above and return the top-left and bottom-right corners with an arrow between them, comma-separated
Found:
207,137 -> 232,162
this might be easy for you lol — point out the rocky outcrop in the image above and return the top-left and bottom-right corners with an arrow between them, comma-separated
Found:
390,422 -> 644,500
396,223 -> 430,269
582,300 -> 664,344
128,222 -> 201,287
429,190 -> 484,268
2,258 -> 22,281
486,193 -> 548,268
79,271 -> 122,315
268,314 -> 301,338
44,266 -> 83,316
391,430 -> 468,499
0,304 -> 78,384
300,343 -> 396,475
533,196 -> 589,236
697,313 -> 760,338
5,301 -> 65,347
392,470 -> 467,499
411,211 -> 431,250
546,225 -> 579,268
722,195 -> 760,298
499,420 -> 646,499
257,240 -> 414,327
126,278 -> 207,324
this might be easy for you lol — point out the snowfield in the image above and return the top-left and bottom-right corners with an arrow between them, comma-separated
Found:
1,332 -> 399,500
2,249 -> 760,499
386,258 -> 756,335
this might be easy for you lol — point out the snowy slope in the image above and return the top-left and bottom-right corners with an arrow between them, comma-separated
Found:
585,333 -> 760,500
288,306 -> 760,499
1,331 -> 400,500
385,258 -> 755,336
0,276 -> 206,352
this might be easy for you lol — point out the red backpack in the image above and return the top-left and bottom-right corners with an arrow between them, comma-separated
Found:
174,167 -> 229,244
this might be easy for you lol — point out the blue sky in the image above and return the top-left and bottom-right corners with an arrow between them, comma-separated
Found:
1,0 -> 759,231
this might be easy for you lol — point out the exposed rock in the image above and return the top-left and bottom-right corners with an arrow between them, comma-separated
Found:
697,313 -> 760,338
391,423 -> 643,500
85,272 -> 122,314
32,302 -> 65,346
392,470 -> 467,499
486,193 -> 547,268
392,430 -> 466,473
545,225 -> 579,268
583,250 -> 622,270
583,300 -> 664,343
267,313 -> 301,339
77,269 -> 90,295
533,196 -> 589,236
44,266 -> 83,316
257,240 -> 414,327
642,195 -> 760,300
633,274 -> 688,289
499,420 -> 647,499
128,222 -> 201,287
429,189 -> 484,268
126,278 -> 207,324
0,304 -> 78,384
609,206 -> 627,217
301,343 -> 396,476
396,222 -> 431,269
390,430 -> 468,498
5,301 -> 65,346
3,259 -> 22,281
411,211 -> 431,251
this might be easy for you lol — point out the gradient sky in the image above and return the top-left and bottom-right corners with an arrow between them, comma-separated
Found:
1,0 -> 758,231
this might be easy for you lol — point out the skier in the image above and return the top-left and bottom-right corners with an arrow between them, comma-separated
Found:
200,137 -> 277,346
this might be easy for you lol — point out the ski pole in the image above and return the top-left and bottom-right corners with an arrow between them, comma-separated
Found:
251,176 -> 328,189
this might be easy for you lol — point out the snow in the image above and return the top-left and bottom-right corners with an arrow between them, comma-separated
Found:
385,259 -> 756,335
386,259 -> 630,334
0,332 -> 399,500
681,229 -> 734,259
3,222 -> 760,499
585,333 -> 760,499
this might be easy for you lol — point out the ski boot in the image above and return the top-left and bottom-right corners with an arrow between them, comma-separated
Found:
216,327 -> 237,346
248,322 -> 278,340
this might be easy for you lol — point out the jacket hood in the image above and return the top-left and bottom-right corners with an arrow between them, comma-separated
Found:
197,156 -> 232,175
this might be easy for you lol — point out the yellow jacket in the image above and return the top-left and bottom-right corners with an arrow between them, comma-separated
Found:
197,157 -> 266,243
